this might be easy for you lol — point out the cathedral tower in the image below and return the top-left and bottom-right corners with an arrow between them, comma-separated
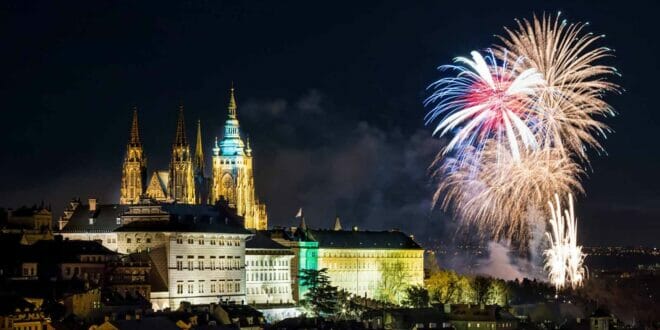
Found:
212,86 -> 268,229
120,107 -> 147,204
168,106 -> 195,204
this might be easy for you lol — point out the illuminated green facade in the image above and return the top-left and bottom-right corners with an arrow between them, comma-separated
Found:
296,240 -> 319,299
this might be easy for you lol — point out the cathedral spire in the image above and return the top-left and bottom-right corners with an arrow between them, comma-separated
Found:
194,119 -> 205,173
129,106 -> 141,146
228,83 -> 237,119
334,216 -> 342,231
174,105 -> 188,146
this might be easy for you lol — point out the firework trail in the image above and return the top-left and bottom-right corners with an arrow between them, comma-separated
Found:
544,193 -> 586,290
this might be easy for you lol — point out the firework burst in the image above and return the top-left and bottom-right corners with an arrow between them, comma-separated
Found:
425,49 -> 545,162
495,12 -> 620,160
426,13 -> 617,253
433,145 -> 583,244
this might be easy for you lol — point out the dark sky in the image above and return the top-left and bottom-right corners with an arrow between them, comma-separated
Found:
0,0 -> 657,247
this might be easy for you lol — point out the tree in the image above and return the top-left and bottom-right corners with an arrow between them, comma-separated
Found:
300,268 -> 338,317
472,276 -> 491,304
402,285 -> 430,308
376,260 -> 407,304
425,269 -> 474,304
485,279 -> 508,306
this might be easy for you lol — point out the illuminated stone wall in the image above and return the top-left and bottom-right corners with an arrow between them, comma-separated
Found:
245,252 -> 294,305
317,248 -> 424,299
115,231 -> 250,310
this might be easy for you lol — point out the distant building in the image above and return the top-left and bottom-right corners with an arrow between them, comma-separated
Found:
3,205 -> 53,244
245,233 -> 294,305
0,295 -> 51,330
6,205 -> 52,232
445,304 -> 519,330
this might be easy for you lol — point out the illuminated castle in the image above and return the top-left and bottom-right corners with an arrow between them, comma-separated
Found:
120,87 -> 268,230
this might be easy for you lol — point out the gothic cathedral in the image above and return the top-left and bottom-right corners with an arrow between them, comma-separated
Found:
119,87 -> 268,230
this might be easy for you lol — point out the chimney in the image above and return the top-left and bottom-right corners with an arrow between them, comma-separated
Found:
89,198 -> 97,211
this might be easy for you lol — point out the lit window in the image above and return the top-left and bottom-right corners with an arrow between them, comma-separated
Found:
89,218 -> 94,225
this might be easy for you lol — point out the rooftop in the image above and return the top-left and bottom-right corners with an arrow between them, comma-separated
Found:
300,228 -> 423,250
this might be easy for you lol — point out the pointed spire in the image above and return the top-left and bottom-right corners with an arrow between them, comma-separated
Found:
228,83 -> 237,119
174,105 -> 188,146
194,119 -> 205,173
300,216 -> 307,231
333,216 -> 342,231
129,106 -> 141,146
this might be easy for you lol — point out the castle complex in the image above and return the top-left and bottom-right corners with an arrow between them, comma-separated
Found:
120,87 -> 267,230
54,86 -> 423,315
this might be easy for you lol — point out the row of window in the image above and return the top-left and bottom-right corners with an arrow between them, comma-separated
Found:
247,286 -> 290,295
320,252 -> 421,258
175,256 -> 242,271
176,280 -> 241,295
126,237 -> 152,244
175,237 -> 241,246
247,271 -> 289,282
218,158 -> 244,165
246,259 -> 289,267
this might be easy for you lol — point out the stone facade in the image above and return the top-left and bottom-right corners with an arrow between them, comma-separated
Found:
245,234 -> 295,305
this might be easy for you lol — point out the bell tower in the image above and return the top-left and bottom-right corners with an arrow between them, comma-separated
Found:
120,107 -> 147,204
212,85 -> 267,229
168,105 -> 195,204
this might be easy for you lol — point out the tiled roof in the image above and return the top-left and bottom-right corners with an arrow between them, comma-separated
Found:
60,204 -> 127,233
302,229 -> 423,250
114,219 -> 250,235
61,202 -> 247,234
246,232 -> 292,253
27,239 -> 117,263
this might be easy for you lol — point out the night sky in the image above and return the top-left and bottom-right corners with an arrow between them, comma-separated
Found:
1,1 -> 658,246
